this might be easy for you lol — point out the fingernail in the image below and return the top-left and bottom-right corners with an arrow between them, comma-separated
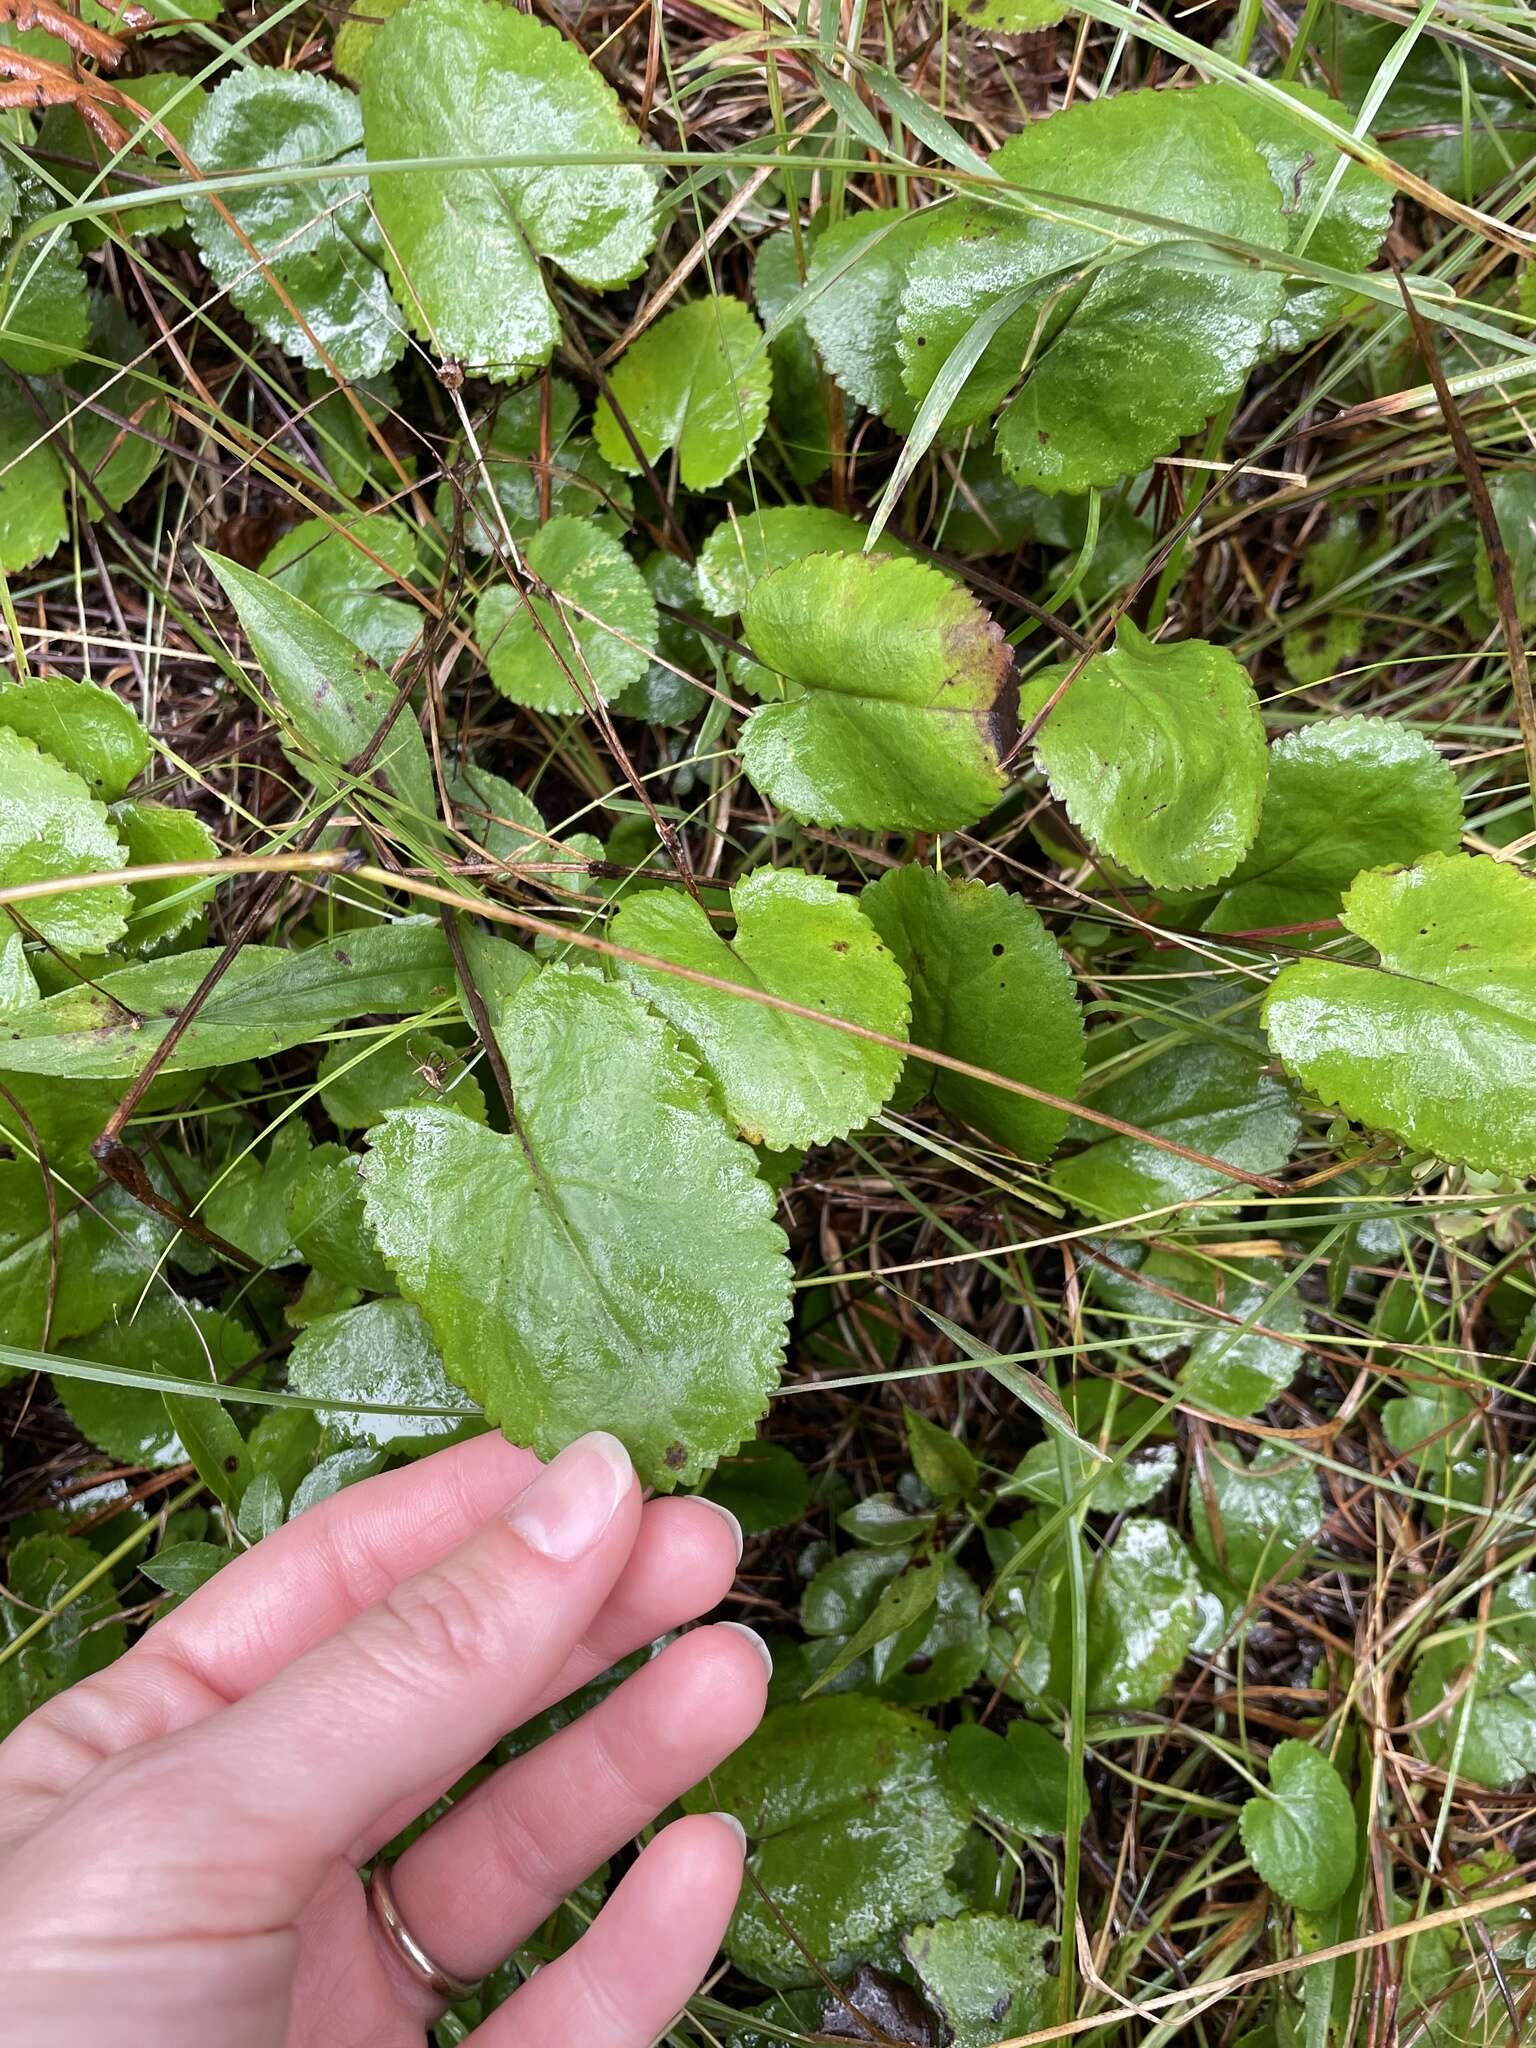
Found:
506,1431 -> 632,1562
718,1620 -> 773,1678
709,1810 -> 748,1853
693,1495 -> 744,1565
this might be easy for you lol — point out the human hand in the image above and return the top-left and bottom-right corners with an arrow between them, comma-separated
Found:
0,1430 -> 769,2046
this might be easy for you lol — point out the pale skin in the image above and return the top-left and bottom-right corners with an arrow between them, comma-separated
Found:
0,1429 -> 771,2045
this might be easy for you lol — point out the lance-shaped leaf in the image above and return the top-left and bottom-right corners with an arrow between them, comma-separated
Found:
739,551 -> 1017,831
0,921 -> 453,1078
362,966 -> 791,1489
680,1696 -> 971,1986
186,69 -> 404,380
1203,716 -> 1463,935
363,0 -> 659,382
1239,1741 -> 1356,1910
594,295 -> 772,491
204,550 -> 435,819
1263,853 -> 1536,1178
1020,622 -> 1267,890
611,869 -> 909,1149
0,725 -> 129,953
476,517 -> 657,713
898,90 -> 1286,494
862,864 -> 1083,1161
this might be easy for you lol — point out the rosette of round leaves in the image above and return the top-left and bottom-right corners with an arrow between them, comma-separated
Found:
594,296 -> 772,491
1019,621 -> 1267,891
1239,1741 -> 1356,1911
362,964 -> 791,1489
1263,853 -> 1536,1178
611,868 -> 910,1150
476,517 -> 657,713
862,864 -> 1084,1162
1201,715 -> 1463,935
186,69 -> 404,380
738,551 -> 1017,831
363,0 -> 659,382
897,90 -> 1286,494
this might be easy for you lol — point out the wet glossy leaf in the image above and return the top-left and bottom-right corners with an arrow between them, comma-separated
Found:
0,171 -> 89,374
186,69 -> 404,379
802,1547 -> 985,1706
287,1297 -> 474,1455
899,91 -> 1286,493
1203,718 -> 1463,935
904,1407 -> 979,1502
0,931 -> 34,1011
318,1029 -> 486,1130
1264,854 -> 1536,1177
0,383 -> 67,572
1191,1442 -> 1323,1588
477,517 -> 657,713
945,1719 -> 1075,1837
904,1912 -> 1053,2047
140,1540 -> 229,1602
701,1440 -> 811,1536
612,868 -> 909,1149
1006,1434 -> 1176,1514
805,209 -> 936,434
0,1165 -> 173,1348
1088,1242 -> 1308,1416
1020,623 -> 1267,890
1239,1741 -> 1356,1910
287,1144 -> 395,1293
288,1445 -> 384,1519
1085,1517 -> 1201,1710
59,1296 -> 258,1468
0,673 -> 147,800
204,551 -> 436,820
0,1533 -> 126,1738
260,512 -> 422,669
696,504 -> 875,616
1052,1041 -> 1300,1220
1409,1576 -> 1536,1789
203,1120 -> 313,1269
739,552 -> 1016,832
113,800 -> 219,952
594,296 -> 771,490
753,230 -> 829,485
447,760 -> 601,880
363,965 -> 790,1489
0,921 -> 453,1079
363,0 -> 659,382
682,1695 -> 971,1986
0,724 -> 129,953
863,865 -> 1083,1162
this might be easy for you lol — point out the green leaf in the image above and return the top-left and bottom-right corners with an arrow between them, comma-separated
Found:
203,551 -> 436,819
1209,83 -> 1394,352
477,517 -> 657,713
1203,717 -> 1463,934
1191,1441 -> 1323,1588
1087,1242 -> 1308,1416
1263,853 -> 1536,1178
0,1164 -> 174,1348
0,1533 -> 126,1739
287,1144 -> 395,1293
904,1912 -> 1054,2048
40,293 -> 172,514
237,1470 -> 285,1541
260,512 -> 422,669
333,0 -> 411,79
804,208 -> 935,433
0,382 -> 67,572
945,1720 -> 1075,1837
39,75 -> 205,244
1052,1041 -> 1300,1220
611,868 -> 909,1149
0,920 -> 453,1079
1019,622 -> 1267,890
0,929 -> 34,1010
160,1386 -> 253,1511
289,1445 -> 383,1519
701,1440 -> 811,1536
362,965 -> 791,1489
752,230 -> 830,485
113,800 -> 219,952
59,1296 -> 257,1468
186,69 -> 404,379
1006,1434 -> 1176,1514
904,1406 -> 979,1501
696,504 -> 877,617
0,724 -> 129,953
1239,1741 -> 1356,1910
739,551 -> 1017,831
681,1695 -> 971,1986
862,864 -> 1084,1161
436,377 -> 630,552
448,760 -> 600,878
363,0 -> 659,381
1409,1576 -> 1536,1789
952,0 -> 1067,22
594,296 -> 771,490
615,551 -> 708,725
287,1298 -> 474,1456
203,1120 -> 313,1269
1476,471 -> 1536,627
0,673 -> 147,799
318,1029 -> 486,1130
0,171 -> 89,373
801,1545 -> 984,1706
1085,1516 -> 1201,1710
140,1540 -> 229,1601
899,90 -> 1286,493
